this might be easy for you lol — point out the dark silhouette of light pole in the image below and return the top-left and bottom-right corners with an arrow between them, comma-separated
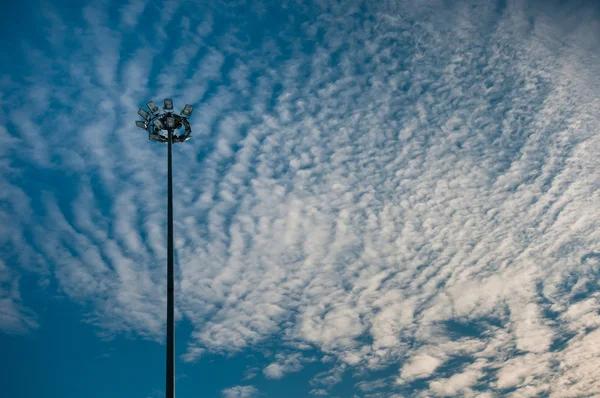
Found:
136,99 -> 194,398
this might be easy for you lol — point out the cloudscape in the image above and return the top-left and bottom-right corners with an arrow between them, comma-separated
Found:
2,0 -> 600,397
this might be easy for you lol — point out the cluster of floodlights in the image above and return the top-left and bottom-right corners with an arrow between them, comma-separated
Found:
135,99 -> 194,144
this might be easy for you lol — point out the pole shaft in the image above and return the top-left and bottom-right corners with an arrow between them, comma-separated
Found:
166,128 -> 175,398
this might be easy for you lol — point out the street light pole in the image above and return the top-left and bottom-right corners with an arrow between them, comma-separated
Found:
135,100 -> 194,398
166,127 -> 175,398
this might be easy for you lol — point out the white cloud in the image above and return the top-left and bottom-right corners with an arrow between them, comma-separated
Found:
398,354 -> 443,383
221,385 -> 259,398
429,364 -> 483,396
263,352 -> 306,379
551,329 -> 600,397
119,0 -> 148,28
355,377 -> 394,394
0,265 -> 38,334
309,363 -> 347,395
495,353 -> 550,390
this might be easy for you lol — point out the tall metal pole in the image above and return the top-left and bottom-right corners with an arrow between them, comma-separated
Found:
136,99 -> 193,398
166,127 -> 175,398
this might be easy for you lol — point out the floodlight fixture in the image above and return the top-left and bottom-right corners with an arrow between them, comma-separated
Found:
153,118 -> 165,130
166,117 -> 175,128
146,100 -> 159,114
164,98 -> 173,111
136,121 -> 149,130
181,104 -> 194,117
138,108 -> 150,121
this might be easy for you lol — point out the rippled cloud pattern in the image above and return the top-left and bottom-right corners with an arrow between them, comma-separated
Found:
2,0 -> 600,396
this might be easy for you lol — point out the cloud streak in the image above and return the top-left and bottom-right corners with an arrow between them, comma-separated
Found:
222,385 -> 260,398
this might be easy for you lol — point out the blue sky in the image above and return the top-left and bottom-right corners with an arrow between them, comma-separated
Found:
2,0 -> 600,397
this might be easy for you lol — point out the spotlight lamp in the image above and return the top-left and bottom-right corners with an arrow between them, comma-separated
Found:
166,116 -> 175,128
153,118 -> 165,130
138,108 -> 150,121
146,100 -> 159,114
134,98 -> 193,145
136,120 -> 149,130
181,104 -> 194,117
